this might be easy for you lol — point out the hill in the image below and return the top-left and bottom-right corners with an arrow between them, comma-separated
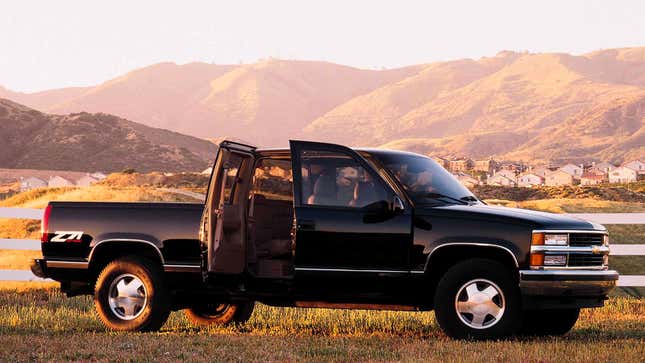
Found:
0,98 -> 216,172
308,48 -> 645,163
2,48 -> 644,162
5,60 -> 421,147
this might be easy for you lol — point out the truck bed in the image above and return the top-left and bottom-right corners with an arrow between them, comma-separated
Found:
42,201 -> 203,265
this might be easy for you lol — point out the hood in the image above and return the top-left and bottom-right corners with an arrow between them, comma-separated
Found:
419,203 -> 606,231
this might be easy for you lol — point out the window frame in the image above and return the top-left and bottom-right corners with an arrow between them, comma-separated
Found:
290,141 -> 395,211
250,156 -> 294,202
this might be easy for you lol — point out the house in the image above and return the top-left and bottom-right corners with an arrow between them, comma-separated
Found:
590,162 -> 616,174
580,172 -> 607,186
76,174 -> 98,187
473,158 -> 497,174
48,176 -> 74,187
608,166 -> 639,183
454,172 -> 480,187
518,173 -> 544,187
430,156 -> 449,169
20,177 -> 46,191
91,172 -> 107,180
201,167 -> 213,175
487,173 -> 517,187
545,170 -> 574,186
559,164 -> 583,179
448,158 -> 473,173
622,160 -> 644,172
531,167 -> 551,178
494,169 -> 517,181
497,162 -> 524,173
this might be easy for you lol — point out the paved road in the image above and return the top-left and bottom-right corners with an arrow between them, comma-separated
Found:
160,188 -> 205,202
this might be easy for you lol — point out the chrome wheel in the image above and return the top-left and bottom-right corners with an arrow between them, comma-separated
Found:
108,273 -> 147,320
455,279 -> 505,329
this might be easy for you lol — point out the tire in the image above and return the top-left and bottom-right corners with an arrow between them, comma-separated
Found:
434,258 -> 522,340
520,308 -> 580,336
94,256 -> 170,332
185,302 -> 255,326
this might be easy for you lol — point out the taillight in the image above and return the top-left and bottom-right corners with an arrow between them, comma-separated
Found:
41,204 -> 52,243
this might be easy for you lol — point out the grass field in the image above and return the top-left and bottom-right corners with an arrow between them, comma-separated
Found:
0,286 -> 642,362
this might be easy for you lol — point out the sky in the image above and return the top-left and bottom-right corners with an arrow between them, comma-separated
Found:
1,0 -> 644,92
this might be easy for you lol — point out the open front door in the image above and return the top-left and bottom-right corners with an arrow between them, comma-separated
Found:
201,141 -> 256,275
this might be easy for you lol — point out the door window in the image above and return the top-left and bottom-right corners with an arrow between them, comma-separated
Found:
223,154 -> 243,204
252,158 -> 293,201
299,150 -> 387,208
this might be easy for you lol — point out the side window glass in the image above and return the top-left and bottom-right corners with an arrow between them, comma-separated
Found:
252,158 -> 293,201
299,150 -> 388,208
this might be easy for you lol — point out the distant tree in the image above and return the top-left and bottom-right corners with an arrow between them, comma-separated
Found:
122,168 -> 136,174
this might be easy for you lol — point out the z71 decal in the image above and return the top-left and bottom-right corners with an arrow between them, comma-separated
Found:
51,231 -> 84,243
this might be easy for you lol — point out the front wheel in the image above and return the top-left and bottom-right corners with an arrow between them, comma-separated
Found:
520,308 -> 580,336
94,256 -> 170,332
185,302 -> 255,326
434,258 -> 522,340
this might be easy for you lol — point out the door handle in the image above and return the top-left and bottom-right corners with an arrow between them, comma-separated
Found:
297,220 -> 316,230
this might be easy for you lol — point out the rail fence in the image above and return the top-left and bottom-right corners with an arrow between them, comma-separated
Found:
0,208 -> 644,288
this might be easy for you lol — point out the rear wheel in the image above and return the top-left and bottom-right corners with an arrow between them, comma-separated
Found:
94,256 -> 170,332
434,258 -> 522,340
520,308 -> 580,336
185,302 -> 255,326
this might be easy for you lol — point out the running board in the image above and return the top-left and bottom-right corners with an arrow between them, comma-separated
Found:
294,301 -> 420,311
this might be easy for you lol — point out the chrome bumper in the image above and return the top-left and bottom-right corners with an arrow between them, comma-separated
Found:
519,270 -> 619,296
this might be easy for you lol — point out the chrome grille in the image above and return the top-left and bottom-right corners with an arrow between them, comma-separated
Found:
569,233 -> 604,247
568,254 -> 604,267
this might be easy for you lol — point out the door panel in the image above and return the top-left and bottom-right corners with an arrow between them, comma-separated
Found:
289,140 -> 413,276
203,141 -> 256,275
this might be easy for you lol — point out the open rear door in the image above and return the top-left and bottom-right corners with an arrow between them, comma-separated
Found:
201,140 -> 256,275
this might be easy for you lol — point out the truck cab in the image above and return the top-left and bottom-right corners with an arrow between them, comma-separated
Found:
196,140 -> 618,339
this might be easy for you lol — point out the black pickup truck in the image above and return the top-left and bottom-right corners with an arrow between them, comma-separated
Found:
32,140 -> 618,339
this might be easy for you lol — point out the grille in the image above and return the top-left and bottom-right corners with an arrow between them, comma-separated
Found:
569,233 -> 604,247
568,254 -> 604,267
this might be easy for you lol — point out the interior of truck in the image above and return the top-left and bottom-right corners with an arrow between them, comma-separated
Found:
244,153 -> 388,279
246,157 -> 295,278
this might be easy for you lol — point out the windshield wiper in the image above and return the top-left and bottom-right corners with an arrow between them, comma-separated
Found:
460,195 -> 480,203
424,192 -> 469,205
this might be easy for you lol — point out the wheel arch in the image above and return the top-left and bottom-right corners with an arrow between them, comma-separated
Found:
88,239 -> 165,281
423,243 -> 520,306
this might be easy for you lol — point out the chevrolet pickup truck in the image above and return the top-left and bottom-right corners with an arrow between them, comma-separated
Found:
32,140 -> 618,339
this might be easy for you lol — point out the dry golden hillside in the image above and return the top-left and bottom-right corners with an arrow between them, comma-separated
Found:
7,60 -> 421,147
3,48 -> 644,162
0,98 -> 217,172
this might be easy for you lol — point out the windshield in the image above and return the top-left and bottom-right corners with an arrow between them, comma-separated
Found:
367,151 -> 477,205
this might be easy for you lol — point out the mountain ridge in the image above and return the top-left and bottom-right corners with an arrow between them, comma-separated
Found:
2,48 -> 644,163
0,98 -> 217,172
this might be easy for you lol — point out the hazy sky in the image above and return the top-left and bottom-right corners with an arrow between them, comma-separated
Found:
1,0 -> 644,92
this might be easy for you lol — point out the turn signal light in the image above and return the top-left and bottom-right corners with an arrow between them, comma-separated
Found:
531,232 -> 544,246
530,253 -> 544,266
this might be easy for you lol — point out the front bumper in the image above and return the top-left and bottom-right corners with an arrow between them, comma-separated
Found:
519,269 -> 619,296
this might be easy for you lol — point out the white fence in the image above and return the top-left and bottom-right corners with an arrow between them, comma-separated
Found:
0,208 -> 644,287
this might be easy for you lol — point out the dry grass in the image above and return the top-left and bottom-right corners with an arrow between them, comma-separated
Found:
0,287 -> 641,362
0,185 -> 198,209
0,249 -> 41,270
486,198 -> 645,213
0,218 -> 40,239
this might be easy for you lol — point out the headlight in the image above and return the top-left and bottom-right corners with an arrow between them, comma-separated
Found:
544,255 -> 567,266
531,232 -> 568,246
544,234 -> 568,246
